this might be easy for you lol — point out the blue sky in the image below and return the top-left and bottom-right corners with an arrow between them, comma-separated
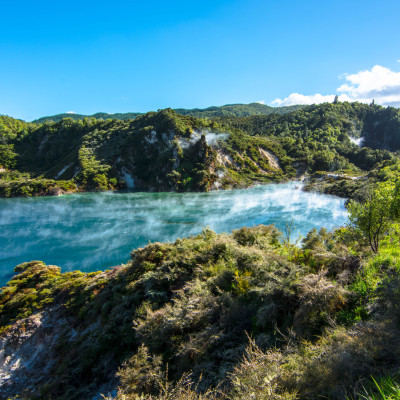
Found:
1,0 -> 400,121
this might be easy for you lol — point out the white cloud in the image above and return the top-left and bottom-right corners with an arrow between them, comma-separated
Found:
66,111 -> 76,114
272,93 -> 351,106
255,100 -> 265,104
272,65 -> 400,108
337,65 -> 400,106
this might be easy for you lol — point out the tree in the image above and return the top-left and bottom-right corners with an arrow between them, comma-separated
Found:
348,182 -> 400,252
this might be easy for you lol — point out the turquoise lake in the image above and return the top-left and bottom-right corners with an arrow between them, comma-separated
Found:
0,182 -> 348,287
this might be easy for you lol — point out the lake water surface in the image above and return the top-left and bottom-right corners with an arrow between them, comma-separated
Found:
0,182 -> 348,286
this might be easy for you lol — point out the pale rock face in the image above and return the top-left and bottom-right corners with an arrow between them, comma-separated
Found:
161,132 -> 174,144
211,170 -> 226,189
54,163 -> 73,179
0,304 -> 116,399
38,136 -> 49,153
172,148 -> 180,170
258,148 -> 280,170
72,166 -> 81,178
120,167 -> 135,188
144,130 -> 158,144
0,309 -> 63,398
216,151 -> 234,167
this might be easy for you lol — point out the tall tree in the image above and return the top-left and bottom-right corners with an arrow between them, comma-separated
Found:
348,182 -> 400,252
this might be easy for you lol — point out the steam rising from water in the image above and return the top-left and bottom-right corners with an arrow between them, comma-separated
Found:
178,130 -> 229,149
350,136 -> 364,146
0,182 -> 348,286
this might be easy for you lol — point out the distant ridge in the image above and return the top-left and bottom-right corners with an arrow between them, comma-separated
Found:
31,103 -> 305,123
32,112 -> 143,124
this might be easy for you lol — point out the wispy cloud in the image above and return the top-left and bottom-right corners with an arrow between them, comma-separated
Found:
66,111 -> 76,114
272,93 -> 350,106
272,65 -> 400,108
255,100 -> 265,104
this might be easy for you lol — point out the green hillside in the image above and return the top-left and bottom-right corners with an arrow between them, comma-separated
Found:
216,101 -> 400,151
1,102 -> 400,198
32,112 -> 143,124
174,102 -> 305,118
0,109 -> 294,197
31,103 -> 305,123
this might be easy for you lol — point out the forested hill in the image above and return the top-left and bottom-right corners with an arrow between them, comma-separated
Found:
30,101 -> 400,152
1,102 -> 400,198
216,101 -> 400,151
174,102 -> 304,118
31,103 -> 305,123
0,108 -> 298,196
32,112 -> 143,124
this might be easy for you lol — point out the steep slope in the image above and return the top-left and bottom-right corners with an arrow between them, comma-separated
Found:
215,102 -> 400,199
0,115 -> 32,170
217,101 -> 400,152
0,109 -> 292,197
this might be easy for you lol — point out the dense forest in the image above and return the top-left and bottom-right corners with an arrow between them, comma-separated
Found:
2,101 -> 400,399
1,101 -> 400,199
0,108 -> 294,197
32,103 -> 305,123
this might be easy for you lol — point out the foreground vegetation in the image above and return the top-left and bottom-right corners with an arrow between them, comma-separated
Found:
2,178 -> 400,399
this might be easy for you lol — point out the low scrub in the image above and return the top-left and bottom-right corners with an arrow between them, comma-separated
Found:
1,222 -> 400,399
